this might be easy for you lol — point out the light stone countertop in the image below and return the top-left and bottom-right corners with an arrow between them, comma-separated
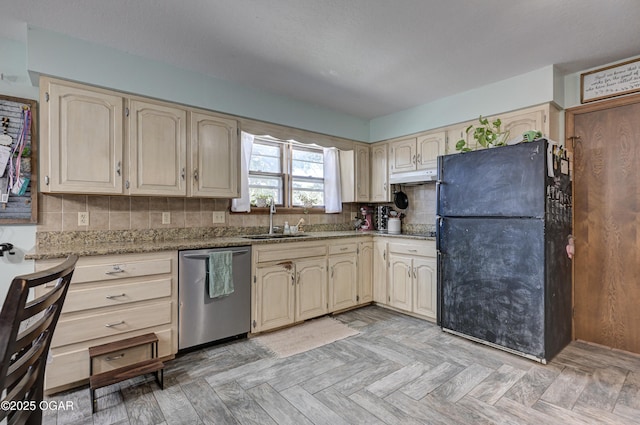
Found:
26,231 -> 435,260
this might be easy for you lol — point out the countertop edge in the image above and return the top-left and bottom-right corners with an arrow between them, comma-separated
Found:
26,231 -> 435,260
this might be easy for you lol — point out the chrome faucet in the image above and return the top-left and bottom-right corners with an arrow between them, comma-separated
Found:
268,201 -> 276,235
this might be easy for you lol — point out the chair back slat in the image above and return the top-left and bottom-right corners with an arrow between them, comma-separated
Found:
0,255 -> 78,425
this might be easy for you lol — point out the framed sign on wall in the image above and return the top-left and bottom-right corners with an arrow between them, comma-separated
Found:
581,58 -> 640,103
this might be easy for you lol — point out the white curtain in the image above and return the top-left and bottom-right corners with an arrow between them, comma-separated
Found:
323,147 -> 342,213
231,132 -> 254,212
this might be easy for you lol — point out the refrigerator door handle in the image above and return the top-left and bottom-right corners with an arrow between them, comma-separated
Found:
436,216 -> 443,252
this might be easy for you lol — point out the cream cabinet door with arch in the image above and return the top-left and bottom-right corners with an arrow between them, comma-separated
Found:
370,143 -> 390,202
328,246 -> 358,312
413,256 -> 437,320
357,241 -> 373,304
40,77 -> 124,194
355,144 -> 371,202
189,111 -> 239,198
127,98 -> 187,196
389,137 -> 417,174
388,254 -> 413,311
295,257 -> 328,321
416,131 -> 446,169
373,239 -> 388,304
253,262 -> 295,333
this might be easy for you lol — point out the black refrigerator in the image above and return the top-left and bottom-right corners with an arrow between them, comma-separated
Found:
436,139 -> 572,363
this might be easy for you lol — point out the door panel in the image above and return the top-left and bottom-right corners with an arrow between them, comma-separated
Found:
571,98 -> 640,354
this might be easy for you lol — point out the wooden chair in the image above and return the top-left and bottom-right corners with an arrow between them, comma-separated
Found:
0,255 -> 78,425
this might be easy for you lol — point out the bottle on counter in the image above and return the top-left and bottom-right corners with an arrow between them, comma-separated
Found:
283,221 -> 290,234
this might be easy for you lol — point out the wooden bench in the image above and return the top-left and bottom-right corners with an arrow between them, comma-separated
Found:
89,333 -> 164,413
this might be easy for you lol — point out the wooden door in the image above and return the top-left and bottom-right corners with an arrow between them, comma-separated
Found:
372,239 -> 388,303
389,137 -> 416,174
128,99 -> 187,196
388,254 -> 412,311
355,144 -> 370,202
413,256 -> 437,320
370,143 -> 389,202
43,78 -> 124,194
189,111 -> 239,198
328,254 -> 358,311
295,258 -> 328,321
357,242 -> 374,304
416,131 -> 445,169
568,95 -> 640,354
254,264 -> 295,332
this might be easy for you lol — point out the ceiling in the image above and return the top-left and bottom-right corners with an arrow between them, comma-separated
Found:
2,0 -> 640,119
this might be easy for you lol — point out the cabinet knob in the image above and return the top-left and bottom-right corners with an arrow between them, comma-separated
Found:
193,168 -> 199,181
116,161 -> 121,176
181,168 -> 186,180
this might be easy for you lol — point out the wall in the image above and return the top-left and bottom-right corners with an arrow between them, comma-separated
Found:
0,37 -> 38,303
26,28 -> 370,143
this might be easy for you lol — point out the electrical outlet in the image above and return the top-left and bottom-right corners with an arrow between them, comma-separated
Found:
162,212 -> 171,224
212,211 -> 225,224
78,212 -> 89,226
350,212 -> 357,220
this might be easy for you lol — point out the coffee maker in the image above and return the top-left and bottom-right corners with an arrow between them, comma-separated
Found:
359,206 -> 374,231
375,206 -> 391,231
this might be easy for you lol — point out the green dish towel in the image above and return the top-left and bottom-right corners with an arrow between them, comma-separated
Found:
208,251 -> 234,298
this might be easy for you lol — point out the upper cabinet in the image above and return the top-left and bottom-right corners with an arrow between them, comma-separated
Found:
340,143 -> 370,203
389,131 -> 445,175
41,78 -> 124,194
370,143 -> 390,202
445,103 -> 560,154
127,98 -> 187,196
40,77 -> 239,198
188,111 -> 239,198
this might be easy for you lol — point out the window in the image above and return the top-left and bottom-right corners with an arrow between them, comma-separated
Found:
249,136 -> 324,208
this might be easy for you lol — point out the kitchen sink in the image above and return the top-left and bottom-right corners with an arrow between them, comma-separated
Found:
242,234 -> 310,240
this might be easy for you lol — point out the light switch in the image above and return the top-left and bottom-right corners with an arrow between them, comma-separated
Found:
162,212 -> 171,224
212,211 -> 225,223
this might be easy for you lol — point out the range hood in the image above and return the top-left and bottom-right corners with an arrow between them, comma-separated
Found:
389,168 -> 437,185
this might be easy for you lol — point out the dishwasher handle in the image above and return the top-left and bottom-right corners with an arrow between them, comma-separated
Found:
182,249 -> 250,260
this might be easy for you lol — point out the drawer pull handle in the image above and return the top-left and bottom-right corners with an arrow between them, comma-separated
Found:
105,320 -> 125,328
409,249 -> 418,253
106,353 -> 125,361
105,265 -> 125,275
340,247 -> 348,251
106,293 -> 126,299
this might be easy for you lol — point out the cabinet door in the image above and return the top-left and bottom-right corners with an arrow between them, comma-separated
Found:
254,263 -> 295,332
373,240 -> 388,304
417,131 -> 446,170
296,258 -> 328,321
388,254 -> 412,311
329,254 -> 358,311
189,112 -> 239,198
413,257 -> 437,320
355,144 -> 370,202
389,137 -> 416,174
43,79 -> 124,194
358,242 -> 373,304
500,108 -> 545,143
128,99 -> 187,196
370,143 -> 390,202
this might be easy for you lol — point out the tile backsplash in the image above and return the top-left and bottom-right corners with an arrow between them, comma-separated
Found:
37,194 -> 358,232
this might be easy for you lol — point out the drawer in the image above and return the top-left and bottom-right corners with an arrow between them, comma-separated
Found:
328,242 -> 357,255
62,277 -> 172,313
52,301 -> 172,348
71,257 -> 173,284
256,244 -> 327,263
388,242 -> 437,257
91,343 -> 154,374
45,328 -> 173,391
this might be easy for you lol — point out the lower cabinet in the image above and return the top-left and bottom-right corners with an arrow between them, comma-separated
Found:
252,238 -> 376,334
386,240 -> 437,321
328,242 -> 358,312
35,251 -> 178,393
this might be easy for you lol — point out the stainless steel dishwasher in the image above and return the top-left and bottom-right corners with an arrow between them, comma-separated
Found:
178,246 -> 251,350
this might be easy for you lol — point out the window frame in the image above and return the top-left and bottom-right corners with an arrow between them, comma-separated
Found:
248,136 -> 325,211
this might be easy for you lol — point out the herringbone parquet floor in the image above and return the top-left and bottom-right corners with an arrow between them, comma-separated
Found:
44,306 -> 640,424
